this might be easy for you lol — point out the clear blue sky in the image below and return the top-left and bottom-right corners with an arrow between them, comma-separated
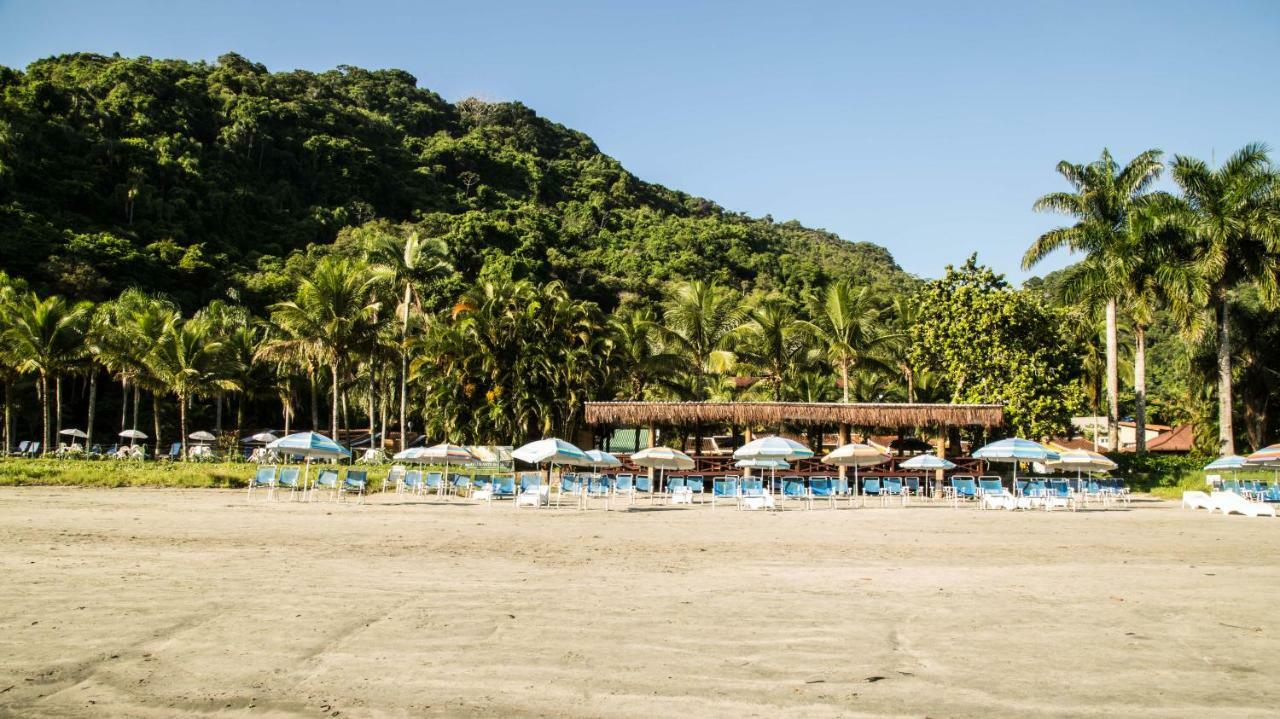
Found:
1,0 -> 1276,281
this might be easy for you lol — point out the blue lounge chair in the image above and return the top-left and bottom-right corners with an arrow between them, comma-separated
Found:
781,478 -> 811,509
949,477 -> 977,508
738,477 -> 767,510
809,477 -> 836,509
276,467 -> 302,499
340,469 -> 368,503
685,475 -> 705,502
977,477 -> 1008,509
449,472 -> 470,498
634,474 -> 654,504
383,465 -> 406,493
247,465 -> 277,498
424,471 -> 444,495
516,472 -> 547,508
862,477 -> 883,506
557,473 -> 582,508
401,469 -> 424,494
882,477 -> 904,505
11,440 -> 29,456
903,476 -> 921,499
711,477 -> 738,509
1262,484 -> 1280,503
1046,479 -> 1075,511
613,474 -> 636,504
492,474 -> 516,500
309,469 -> 340,502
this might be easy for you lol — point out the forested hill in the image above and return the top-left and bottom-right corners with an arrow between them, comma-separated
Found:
0,52 -> 909,313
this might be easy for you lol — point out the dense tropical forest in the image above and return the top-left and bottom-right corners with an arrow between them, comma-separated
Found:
0,53 -> 1276,458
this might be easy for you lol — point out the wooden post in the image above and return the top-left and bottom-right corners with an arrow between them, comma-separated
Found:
838,423 -> 850,481
935,423 -> 947,498
647,422 -> 656,489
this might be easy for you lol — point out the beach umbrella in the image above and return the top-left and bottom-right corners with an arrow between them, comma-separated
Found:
245,432 -> 278,444
899,454 -> 956,470
583,449 -> 622,469
734,435 -> 814,461
973,438 -> 1060,487
59,428 -> 89,439
631,446 -> 695,494
188,430 -> 217,443
408,443 -> 478,497
823,442 -> 890,496
513,438 -> 589,506
1047,448 -> 1116,484
1203,455 -> 1248,471
1246,444 -> 1280,483
119,428 -> 147,446
266,432 -> 351,493
735,457 -> 790,494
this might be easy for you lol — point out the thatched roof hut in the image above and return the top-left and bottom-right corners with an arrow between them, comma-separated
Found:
584,402 -> 1003,429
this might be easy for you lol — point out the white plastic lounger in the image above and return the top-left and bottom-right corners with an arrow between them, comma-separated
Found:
1181,491 -> 1214,511
1210,491 -> 1275,518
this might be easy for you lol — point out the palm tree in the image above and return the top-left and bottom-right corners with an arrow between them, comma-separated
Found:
0,275 -> 23,453
1024,148 -> 1164,451
732,297 -> 816,401
604,308 -> 683,400
660,280 -> 747,398
266,256 -> 384,440
1166,143 -> 1280,455
799,281 -> 886,403
146,318 -> 234,458
5,293 -> 92,454
364,230 -> 451,451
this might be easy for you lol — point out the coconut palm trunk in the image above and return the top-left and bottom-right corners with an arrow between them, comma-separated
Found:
178,393 -> 188,459
1217,298 -> 1234,455
1133,324 -> 1147,454
331,363 -> 340,441
1105,298 -> 1119,450
152,393 -> 162,457
3,380 -> 11,453
39,372 -> 50,455
86,370 -> 97,449
55,374 -> 62,442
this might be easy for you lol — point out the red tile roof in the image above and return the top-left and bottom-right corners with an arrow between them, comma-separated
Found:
1147,424 -> 1193,452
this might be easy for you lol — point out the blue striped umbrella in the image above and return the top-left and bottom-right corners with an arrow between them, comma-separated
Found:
266,432 -> 350,495
512,438 -> 589,466
734,435 -> 814,461
899,454 -> 956,470
1204,455 -> 1248,471
973,438 -> 1059,484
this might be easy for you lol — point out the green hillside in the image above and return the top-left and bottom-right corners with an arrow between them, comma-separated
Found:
0,52 -> 909,312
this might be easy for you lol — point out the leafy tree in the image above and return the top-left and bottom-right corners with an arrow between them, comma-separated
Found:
798,281 -> 887,403
4,293 -> 92,452
145,318 -> 234,457
659,281 -> 748,399
910,257 -> 1083,439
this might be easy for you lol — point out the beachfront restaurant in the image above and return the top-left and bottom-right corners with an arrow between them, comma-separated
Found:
582,401 -> 1005,496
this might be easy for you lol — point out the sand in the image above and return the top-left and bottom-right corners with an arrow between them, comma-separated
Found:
0,488 -> 1277,718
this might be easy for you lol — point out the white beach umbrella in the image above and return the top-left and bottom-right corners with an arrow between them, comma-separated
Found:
59,428 -> 89,439
512,439 -> 590,506
734,435 -> 814,461
583,449 -> 621,469
246,431 -> 278,444
735,457 -> 790,493
1048,448 -> 1117,484
119,428 -> 147,445
899,454 -> 957,471
188,430 -> 217,443
822,442 -> 890,496
631,446 -> 695,493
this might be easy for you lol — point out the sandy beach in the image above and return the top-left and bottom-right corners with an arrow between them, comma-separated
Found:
0,488 -> 1277,718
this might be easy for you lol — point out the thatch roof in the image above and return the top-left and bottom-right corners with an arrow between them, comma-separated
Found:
585,402 -> 1003,428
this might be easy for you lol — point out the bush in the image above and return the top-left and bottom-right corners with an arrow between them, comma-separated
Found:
1111,453 -> 1275,499
0,458 -> 395,489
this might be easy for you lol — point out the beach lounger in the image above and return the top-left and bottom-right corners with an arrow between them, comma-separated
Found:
424,471 -> 444,496
27,441 -> 41,457
10,440 -> 29,457
613,474 -> 636,504
275,467 -> 302,500
808,477 -> 836,509
861,477 -> 884,506
401,469 -> 424,495
383,465 -> 406,493
449,472 -> 471,498
977,478 -> 1012,510
1044,480 -> 1077,511
309,469 -> 340,502
780,478 -> 810,509
340,469 -> 368,503
948,477 -> 977,508
882,477 -> 906,505
634,474 -> 655,504
1210,491 -> 1276,518
1182,491 -> 1214,511
490,475 -> 516,503
903,476 -> 922,499
685,475 -> 705,503
516,472 -> 548,508
738,478 -> 773,511
711,477 -> 738,510
166,442 -> 183,461
1264,484 -> 1280,503
247,465 -> 277,498
557,473 -> 582,508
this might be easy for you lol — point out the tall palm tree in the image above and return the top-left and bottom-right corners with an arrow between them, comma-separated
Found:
146,318 -> 234,458
1166,143 -> 1280,455
1024,148 -> 1164,451
266,256 -> 383,440
798,281 -> 886,403
0,275 -> 23,453
5,293 -> 92,454
364,231 -> 451,451
660,280 -> 747,399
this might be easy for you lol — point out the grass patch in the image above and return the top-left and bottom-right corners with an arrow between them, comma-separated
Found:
0,458 -> 395,489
